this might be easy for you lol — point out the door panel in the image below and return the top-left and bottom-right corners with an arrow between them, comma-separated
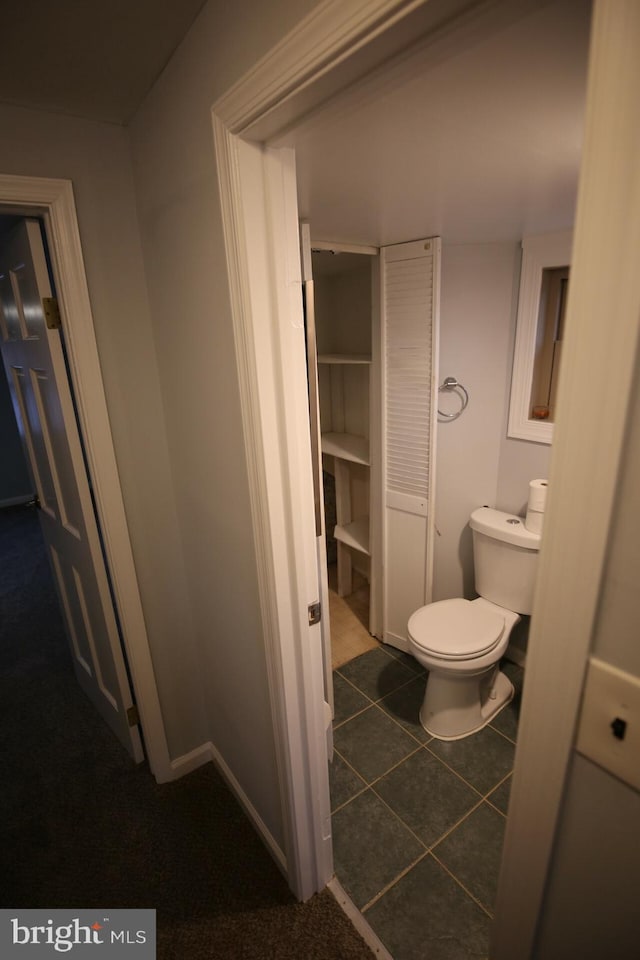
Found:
0,219 -> 143,761
381,237 -> 440,648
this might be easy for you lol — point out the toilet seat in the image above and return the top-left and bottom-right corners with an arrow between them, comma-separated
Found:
407,598 -> 505,660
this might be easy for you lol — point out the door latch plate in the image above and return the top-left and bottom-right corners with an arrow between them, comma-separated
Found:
308,601 -> 321,626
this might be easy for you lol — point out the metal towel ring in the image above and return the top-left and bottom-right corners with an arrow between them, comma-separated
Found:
438,377 -> 469,420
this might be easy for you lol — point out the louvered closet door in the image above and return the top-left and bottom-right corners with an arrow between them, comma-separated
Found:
382,238 -> 440,646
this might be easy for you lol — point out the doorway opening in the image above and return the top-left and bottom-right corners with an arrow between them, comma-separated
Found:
0,177 -> 171,782
225,5 -> 588,948
0,211 -> 144,762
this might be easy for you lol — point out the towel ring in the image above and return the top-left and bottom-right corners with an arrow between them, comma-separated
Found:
438,377 -> 469,420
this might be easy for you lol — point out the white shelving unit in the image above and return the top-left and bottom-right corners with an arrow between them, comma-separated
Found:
334,516 -> 370,555
318,354 -> 371,365
312,247 -> 378,636
318,353 -> 372,597
320,431 -> 369,465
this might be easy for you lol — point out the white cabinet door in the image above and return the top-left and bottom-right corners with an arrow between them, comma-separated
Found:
0,219 -> 143,761
381,237 -> 440,648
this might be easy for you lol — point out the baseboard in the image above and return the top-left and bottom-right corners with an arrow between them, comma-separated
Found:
383,631 -> 410,654
170,740 -> 287,876
169,741 -> 213,778
0,495 -> 33,509
327,877 -> 393,959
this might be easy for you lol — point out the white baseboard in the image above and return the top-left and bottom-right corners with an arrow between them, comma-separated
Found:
327,877 -> 393,959
170,740 -> 287,876
169,742 -> 213,778
383,632 -> 410,654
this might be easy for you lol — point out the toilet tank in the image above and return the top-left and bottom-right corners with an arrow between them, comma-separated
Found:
470,507 -> 541,615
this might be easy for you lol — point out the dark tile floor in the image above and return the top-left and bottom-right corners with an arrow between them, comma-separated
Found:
330,644 -> 524,960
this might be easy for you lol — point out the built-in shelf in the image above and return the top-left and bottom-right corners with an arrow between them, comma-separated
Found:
318,354 -> 371,365
334,517 -> 370,556
314,259 -> 373,605
321,432 -> 369,465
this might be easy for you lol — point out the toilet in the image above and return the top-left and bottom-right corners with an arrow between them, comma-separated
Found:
408,506 -> 541,740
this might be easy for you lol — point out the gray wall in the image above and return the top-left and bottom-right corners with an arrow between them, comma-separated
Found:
0,102 -> 207,760
128,0 -> 324,850
434,241 -> 552,602
533,339 -> 640,958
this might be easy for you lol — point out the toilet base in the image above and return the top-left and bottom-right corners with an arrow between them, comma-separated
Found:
419,667 -> 514,741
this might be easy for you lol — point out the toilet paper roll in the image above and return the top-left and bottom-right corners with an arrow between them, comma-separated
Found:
525,479 -> 548,534
525,509 -> 544,535
527,479 -> 548,513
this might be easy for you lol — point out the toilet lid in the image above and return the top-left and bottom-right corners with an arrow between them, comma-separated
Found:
408,599 -> 505,660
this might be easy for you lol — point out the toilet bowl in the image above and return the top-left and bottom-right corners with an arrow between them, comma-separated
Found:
407,506 -> 541,740
408,597 -> 519,740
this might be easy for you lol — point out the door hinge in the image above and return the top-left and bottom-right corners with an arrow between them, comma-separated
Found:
42,297 -> 62,330
126,704 -> 140,727
308,601 -> 322,626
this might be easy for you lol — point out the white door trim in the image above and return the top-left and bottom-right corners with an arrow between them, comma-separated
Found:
211,1 -> 632,946
0,174 -> 172,784
211,122 -> 333,899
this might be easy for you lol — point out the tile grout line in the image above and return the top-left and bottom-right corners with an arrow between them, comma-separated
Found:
429,848 -> 495,920
333,739 -> 425,800
420,741 -> 492,800
360,850 -> 431,913
487,720 -> 518,746
334,673 -> 433,750
482,771 -> 512,817
332,749 -> 502,880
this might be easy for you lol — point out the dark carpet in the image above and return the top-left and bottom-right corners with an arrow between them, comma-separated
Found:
0,505 -> 374,959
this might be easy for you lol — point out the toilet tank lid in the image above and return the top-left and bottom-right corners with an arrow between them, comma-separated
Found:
470,507 -> 541,549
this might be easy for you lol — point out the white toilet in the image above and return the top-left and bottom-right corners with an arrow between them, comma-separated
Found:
407,506 -> 541,740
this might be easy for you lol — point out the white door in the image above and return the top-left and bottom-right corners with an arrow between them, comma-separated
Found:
0,219 -> 143,762
299,221 -> 333,723
381,237 -> 440,649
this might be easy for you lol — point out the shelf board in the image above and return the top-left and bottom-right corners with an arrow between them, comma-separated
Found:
334,518 -> 370,556
321,432 -> 369,465
318,353 -> 371,365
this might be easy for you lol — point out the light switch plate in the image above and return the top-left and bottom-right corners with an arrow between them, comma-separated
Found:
576,656 -> 640,791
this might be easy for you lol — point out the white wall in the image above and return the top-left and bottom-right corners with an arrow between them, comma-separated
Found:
128,0 -> 323,851
434,241 -> 551,601
0,103 -> 207,759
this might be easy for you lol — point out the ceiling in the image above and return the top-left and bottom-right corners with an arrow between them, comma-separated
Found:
0,0 -> 206,124
0,0 -> 591,245
292,0 -> 592,247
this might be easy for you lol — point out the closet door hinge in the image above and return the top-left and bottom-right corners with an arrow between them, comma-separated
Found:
42,297 -> 62,330
308,601 -> 322,626
126,704 -> 140,727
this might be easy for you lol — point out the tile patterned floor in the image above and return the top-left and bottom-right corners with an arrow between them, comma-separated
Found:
330,645 -> 524,960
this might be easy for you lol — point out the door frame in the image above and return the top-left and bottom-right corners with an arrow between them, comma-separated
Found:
212,0 -> 639,951
0,174 -> 173,784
